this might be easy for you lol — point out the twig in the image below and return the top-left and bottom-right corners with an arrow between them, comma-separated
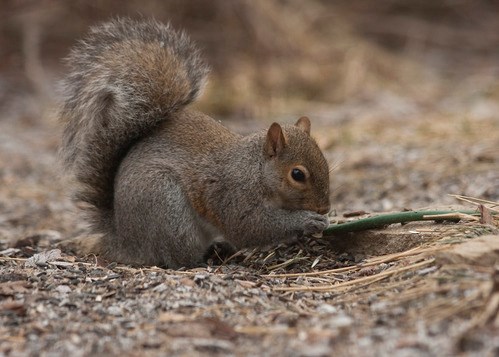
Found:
323,210 -> 479,235
273,258 -> 435,292
449,194 -> 499,211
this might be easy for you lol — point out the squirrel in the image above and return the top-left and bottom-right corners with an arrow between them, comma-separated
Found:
59,18 -> 331,268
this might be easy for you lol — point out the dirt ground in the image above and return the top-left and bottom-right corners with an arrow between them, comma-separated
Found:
1,87 -> 498,356
1,2 -> 499,356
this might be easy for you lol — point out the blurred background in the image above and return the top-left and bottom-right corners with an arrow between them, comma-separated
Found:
0,0 -> 498,222
2,0 -> 499,118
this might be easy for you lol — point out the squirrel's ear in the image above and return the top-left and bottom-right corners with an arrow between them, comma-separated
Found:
265,122 -> 286,157
295,116 -> 311,135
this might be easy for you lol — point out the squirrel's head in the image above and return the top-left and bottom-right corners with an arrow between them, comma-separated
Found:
262,117 -> 331,215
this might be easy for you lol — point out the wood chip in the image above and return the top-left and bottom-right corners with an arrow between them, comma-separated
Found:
437,235 -> 499,266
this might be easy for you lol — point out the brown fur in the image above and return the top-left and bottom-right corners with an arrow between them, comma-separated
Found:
59,18 -> 331,268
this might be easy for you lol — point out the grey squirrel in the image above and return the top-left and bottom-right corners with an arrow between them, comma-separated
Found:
59,18 -> 331,268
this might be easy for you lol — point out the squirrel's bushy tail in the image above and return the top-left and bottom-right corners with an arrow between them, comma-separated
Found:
59,18 -> 208,231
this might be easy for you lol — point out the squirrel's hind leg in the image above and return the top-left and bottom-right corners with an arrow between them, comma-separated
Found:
112,170 -> 215,268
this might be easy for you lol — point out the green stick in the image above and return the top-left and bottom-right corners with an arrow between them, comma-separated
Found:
323,210 -> 478,235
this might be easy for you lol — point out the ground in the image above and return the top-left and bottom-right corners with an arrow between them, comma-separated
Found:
1,86 -> 498,356
1,4 -> 499,354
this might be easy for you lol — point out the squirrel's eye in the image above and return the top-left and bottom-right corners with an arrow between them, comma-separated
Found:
291,168 -> 306,182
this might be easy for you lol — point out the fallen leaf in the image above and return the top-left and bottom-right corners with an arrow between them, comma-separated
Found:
25,249 -> 62,268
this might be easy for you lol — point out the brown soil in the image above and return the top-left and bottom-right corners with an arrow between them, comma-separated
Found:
1,2 -> 499,356
1,99 -> 498,355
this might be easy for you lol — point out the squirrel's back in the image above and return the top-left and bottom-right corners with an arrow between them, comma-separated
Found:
59,18 -> 208,231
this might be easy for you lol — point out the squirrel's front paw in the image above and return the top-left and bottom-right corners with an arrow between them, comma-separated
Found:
299,211 -> 329,236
